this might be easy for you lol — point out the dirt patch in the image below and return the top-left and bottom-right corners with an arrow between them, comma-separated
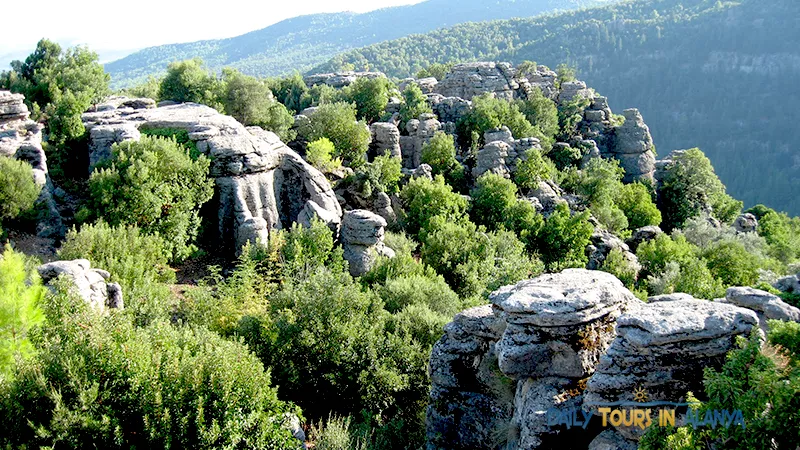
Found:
4,230 -> 58,263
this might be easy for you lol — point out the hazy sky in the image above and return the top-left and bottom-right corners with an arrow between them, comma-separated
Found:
0,0 -> 424,68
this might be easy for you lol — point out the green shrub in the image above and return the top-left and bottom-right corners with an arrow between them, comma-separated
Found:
636,233 -> 697,277
503,199 -> 545,254
298,102 -> 371,167
536,203 -> 594,271
341,77 -> 392,123
600,248 -> 638,288
673,257 -> 725,299
470,173 -> 518,230
758,210 -> 800,264
158,58 -> 222,109
514,148 -> 556,190
517,87 -> 559,150
0,156 -> 41,223
768,320 -> 800,358
306,137 -> 342,172
355,154 -> 403,196
84,135 -> 214,262
617,182 -> 662,229
421,216 -> 538,298
457,93 -> 536,149
59,222 -> 175,324
278,217 -> 346,281
399,83 -> 433,126
400,175 -> 468,238
557,96 -> 590,141
0,245 -> 45,381
702,240 -> 760,287
220,68 -> 295,141
421,131 -> 464,186
377,274 -> 462,316
139,127 -> 200,158
1,281 -> 297,449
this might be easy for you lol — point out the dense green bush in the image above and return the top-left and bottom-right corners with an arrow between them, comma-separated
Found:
306,137 -> 342,172
470,173 -> 518,230
0,157 -> 41,224
0,280 -> 297,449
399,82 -> 433,126
636,233 -> 697,277
158,58 -> 222,108
298,102 -> 371,167
59,222 -> 175,324
701,240 -> 760,287
220,68 -> 295,142
0,245 -> 45,382
757,210 -> 800,264
400,175 -> 468,238
353,154 -> 403,197
517,87 -> 559,149
514,148 -> 556,190
536,203 -> 594,271
658,148 -> 742,231
421,131 -> 464,187
420,215 -> 538,298
457,93 -> 536,149
377,274 -> 462,316
616,182 -> 662,229
600,247 -> 638,288
83,135 -> 214,261
341,77 -> 392,123
576,158 -> 629,234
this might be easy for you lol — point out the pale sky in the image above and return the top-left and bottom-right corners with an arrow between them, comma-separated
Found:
0,0 -> 425,68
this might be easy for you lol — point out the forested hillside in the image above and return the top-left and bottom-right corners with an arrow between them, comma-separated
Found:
104,0 -> 613,89
315,0 -> 800,215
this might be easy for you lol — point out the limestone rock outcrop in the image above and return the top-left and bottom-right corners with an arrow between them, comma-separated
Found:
774,272 -> 800,294
82,103 -> 342,254
583,300 -> 758,442
719,287 -> 800,328
303,71 -> 386,89
558,80 -> 593,104
0,90 -> 64,237
610,109 -> 656,182
425,94 -> 472,124
624,226 -> 663,253
435,62 -> 526,101
400,113 -> 441,169
369,122 -> 401,159
733,213 -> 758,233
585,230 -> 640,275
472,127 -> 543,180
38,259 -> 123,312
341,209 -> 394,276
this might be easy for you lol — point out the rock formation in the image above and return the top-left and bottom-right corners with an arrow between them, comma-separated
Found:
340,209 -> 394,276
774,272 -> 800,294
37,259 -> 124,312
585,230 -> 640,275
435,62 -> 527,101
426,268 -> 779,449
719,287 -> 800,329
303,71 -> 386,88
624,226 -> 663,253
400,113 -> 441,169
0,90 -> 64,237
472,127 -> 542,180
82,102 -> 342,254
558,80 -> 593,104
733,212 -> 758,233
425,94 -> 472,124
610,109 -> 656,183
369,122 -> 402,159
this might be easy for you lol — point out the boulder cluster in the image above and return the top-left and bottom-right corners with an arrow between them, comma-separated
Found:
427,269 -> 799,449
37,259 -> 124,312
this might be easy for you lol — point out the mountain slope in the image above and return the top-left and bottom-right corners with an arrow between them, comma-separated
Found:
104,0 -> 614,88
314,0 -> 800,215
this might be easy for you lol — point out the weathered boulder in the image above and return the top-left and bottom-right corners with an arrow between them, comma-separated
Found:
0,90 -> 64,238
529,181 -> 565,217
647,292 -> 698,303
341,210 -> 394,276
625,226 -> 663,253
88,95 -> 156,112
82,104 -> 342,254
733,213 -> 758,233
400,113 -> 441,169
774,272 -> 800,294
585,231 -> 640,275
369,122 -> 401,159
520,65 -> 558,100
38,259 -> 124,312
610,109 -> 656,182
719,287 -> 800,328
303,71 -> 386,88
435,62 -> 525,101
426,94 -> 472,124
583,300 -> 758,441
472,140 -> 512,179
558,80 -> 593,104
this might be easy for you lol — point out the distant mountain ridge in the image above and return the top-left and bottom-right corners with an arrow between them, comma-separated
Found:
313,0 -> 800,215
104,0 -> 615,88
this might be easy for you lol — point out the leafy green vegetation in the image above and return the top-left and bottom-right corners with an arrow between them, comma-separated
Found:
0,157 -> 41,227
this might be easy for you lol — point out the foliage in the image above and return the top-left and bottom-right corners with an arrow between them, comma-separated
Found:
122,75 -> 161,100
220,68 -> 295,141
267,73 -> 312,113
400,175 -> 468,238
548,143 -> 584,170
0,245 -> 45,382
516,87 -> 559,149
757,210 -> 800,264
420,215 -> 538,298
399,82 -> 433,127
0,157 -> 41,223
278,218 -> 346,282
575,158 -> 628,233
514,147 -> 556,190
1,281 -> 297,449
600,247 -> 637,288
617,182 -> 662,229
298,102 -> 371,167
421,131 -> 464,186
557,96 -> 590,142
456,93 -> 535,149
377,274 -> 462,316
701,240 -> 760,287
470,173 -> 518,231
352,155 -> 403,198
306,137 -> 342,172
636,233 -> 697,277
555,63 -> 577,88
659,148 -> 741,231
416,62 -> 455,80
83,135 -> 214,262
502,198 -> 545,255
158,58 -> 222,108
642,329 -> 800,449
59,222 -> 175,324
535,203 -> 593,271
341,77 -> 392,123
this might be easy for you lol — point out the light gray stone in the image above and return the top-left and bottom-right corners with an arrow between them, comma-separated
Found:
733,213 -> 758,233
341,209 -> 394,276
722,287 -> 800,322
38,259 -> 124,312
